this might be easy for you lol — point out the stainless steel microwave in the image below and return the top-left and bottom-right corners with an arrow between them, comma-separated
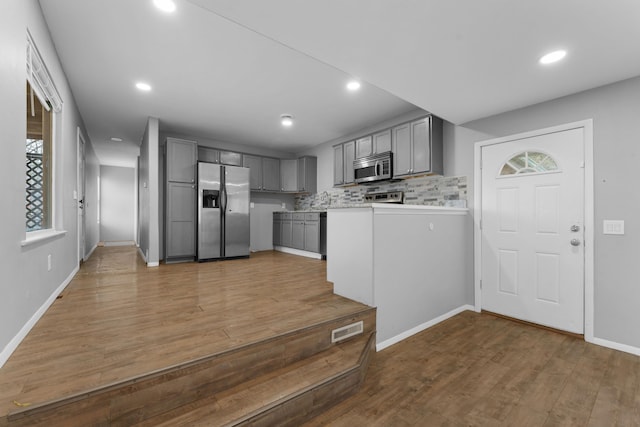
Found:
353,151 -> 393,184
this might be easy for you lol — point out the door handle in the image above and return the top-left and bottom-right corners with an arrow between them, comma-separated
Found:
570,238 -> 581,247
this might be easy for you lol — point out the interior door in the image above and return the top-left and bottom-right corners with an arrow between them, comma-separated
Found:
481,128 -> 584,333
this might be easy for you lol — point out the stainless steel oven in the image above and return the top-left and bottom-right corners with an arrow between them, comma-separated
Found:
353,151 -> 393,184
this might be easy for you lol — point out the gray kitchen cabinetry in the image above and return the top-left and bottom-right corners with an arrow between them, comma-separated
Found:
262,157 -> 280,191
272,212 -> 282,246
243,155 -> 281,192
280,159 -> 298,192
355,129 -> 392,159
167,137 -> 197,183
281,213 -> 292,247
373,129 -> 392,153
333,144 -> 344,186
165,138 -> 197,262
279,157 -> 316,193
392,116 -> 443,178
243,154 -> 263,190
292,213 -> 305,250
355,135 -> 373,159
166,182 -> 196,258
219,150 -> 242,166
297,156 -> 317,193
273,211 -> 326,256
198,146 -> 219,164
333,141 -> 355,186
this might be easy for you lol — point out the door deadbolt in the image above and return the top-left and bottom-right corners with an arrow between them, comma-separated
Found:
570,225 -> 580,232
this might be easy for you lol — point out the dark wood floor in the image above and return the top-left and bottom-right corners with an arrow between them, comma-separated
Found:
3,246 -> 639,426
304,310 -> 640,426
0,246 -> 369,421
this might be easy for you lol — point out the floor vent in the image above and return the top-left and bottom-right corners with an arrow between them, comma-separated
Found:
331,321 -> 364,343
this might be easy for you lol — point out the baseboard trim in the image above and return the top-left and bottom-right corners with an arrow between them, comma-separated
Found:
274,246 -> 323,260
376,304 -> 474,352
102,240 -> 135,247
0,265 -> 79,368
590,337 -> 640,357
84,243 -> 98,261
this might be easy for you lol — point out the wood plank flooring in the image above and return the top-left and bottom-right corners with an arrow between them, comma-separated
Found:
303,310 -> 640,426
0,246 -> 370,421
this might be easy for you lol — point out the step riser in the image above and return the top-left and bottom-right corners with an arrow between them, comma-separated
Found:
4,309 -> 375,427
233,332 -> 376,427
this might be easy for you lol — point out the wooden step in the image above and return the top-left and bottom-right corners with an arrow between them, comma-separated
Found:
134,331 -> 375,427
2,308 -> 375,427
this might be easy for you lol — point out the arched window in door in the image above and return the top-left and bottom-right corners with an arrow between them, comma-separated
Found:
499,151 -> 558,176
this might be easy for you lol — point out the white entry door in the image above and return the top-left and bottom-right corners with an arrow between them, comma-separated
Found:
480,127 -> 584,334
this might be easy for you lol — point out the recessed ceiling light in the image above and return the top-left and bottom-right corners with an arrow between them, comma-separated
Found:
281,114 -> 293,127
346,80 -> 361,91
110,137 -> 123,142
153,0 -> 176,13
539,50 -> 567,65
135,82 -> 152,91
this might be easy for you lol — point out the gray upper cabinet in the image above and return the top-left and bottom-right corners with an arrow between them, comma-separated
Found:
297,156 -> 317,194
344,141 -> 355,185
373,129 -> 392,153
333,144 -> 344,186
355,135 -> 373,159
262,157 -> 280,191
243,154 -> 263,190
220,150 -> 242,166
167,138 -> 197,183
281,159 -> 298,192
392,116 -> 443,178
392,123 -> 412,177
197,146 -> 219,164
243,155 -> 280,192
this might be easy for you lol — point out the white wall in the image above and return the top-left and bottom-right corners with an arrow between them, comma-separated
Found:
83,136 -> 100,257
100,166 -> 135,242
0,0 -> 99,366
138,118 -> 160,265
446,76 -> 640,351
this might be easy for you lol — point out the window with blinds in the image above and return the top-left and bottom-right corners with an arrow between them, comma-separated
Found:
26,31 -> 62,232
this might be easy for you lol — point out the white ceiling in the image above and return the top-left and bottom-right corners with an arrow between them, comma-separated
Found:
39,0 -> 640,167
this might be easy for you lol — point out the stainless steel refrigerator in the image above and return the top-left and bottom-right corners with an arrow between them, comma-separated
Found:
197,162 -> 250,261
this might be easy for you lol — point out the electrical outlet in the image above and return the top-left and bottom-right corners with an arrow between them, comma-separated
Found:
47,254 -> 52,271
603,220 -> 624,235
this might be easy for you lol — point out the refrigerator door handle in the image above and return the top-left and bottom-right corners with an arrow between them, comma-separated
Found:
220,186 -> 227,213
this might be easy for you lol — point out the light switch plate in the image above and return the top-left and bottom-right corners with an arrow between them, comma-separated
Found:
603,220 -> 624,235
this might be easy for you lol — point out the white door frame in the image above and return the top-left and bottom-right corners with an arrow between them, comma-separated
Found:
474,119 -> 594,342
77,127 -> 86,264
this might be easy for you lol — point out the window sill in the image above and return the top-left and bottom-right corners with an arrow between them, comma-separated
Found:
21,229 -> 67,247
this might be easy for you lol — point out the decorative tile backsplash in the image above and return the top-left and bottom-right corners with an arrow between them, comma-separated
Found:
295,175 -> 467,210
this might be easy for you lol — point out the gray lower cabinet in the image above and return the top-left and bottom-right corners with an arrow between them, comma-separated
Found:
166,181 -> 196,259
273,212 -> 282,246
292,213 -> 305,250
273,211 -> 326,255
281,213 -> 292,247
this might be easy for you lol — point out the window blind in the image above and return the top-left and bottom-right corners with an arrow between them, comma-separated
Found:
26,30 -> 62,113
